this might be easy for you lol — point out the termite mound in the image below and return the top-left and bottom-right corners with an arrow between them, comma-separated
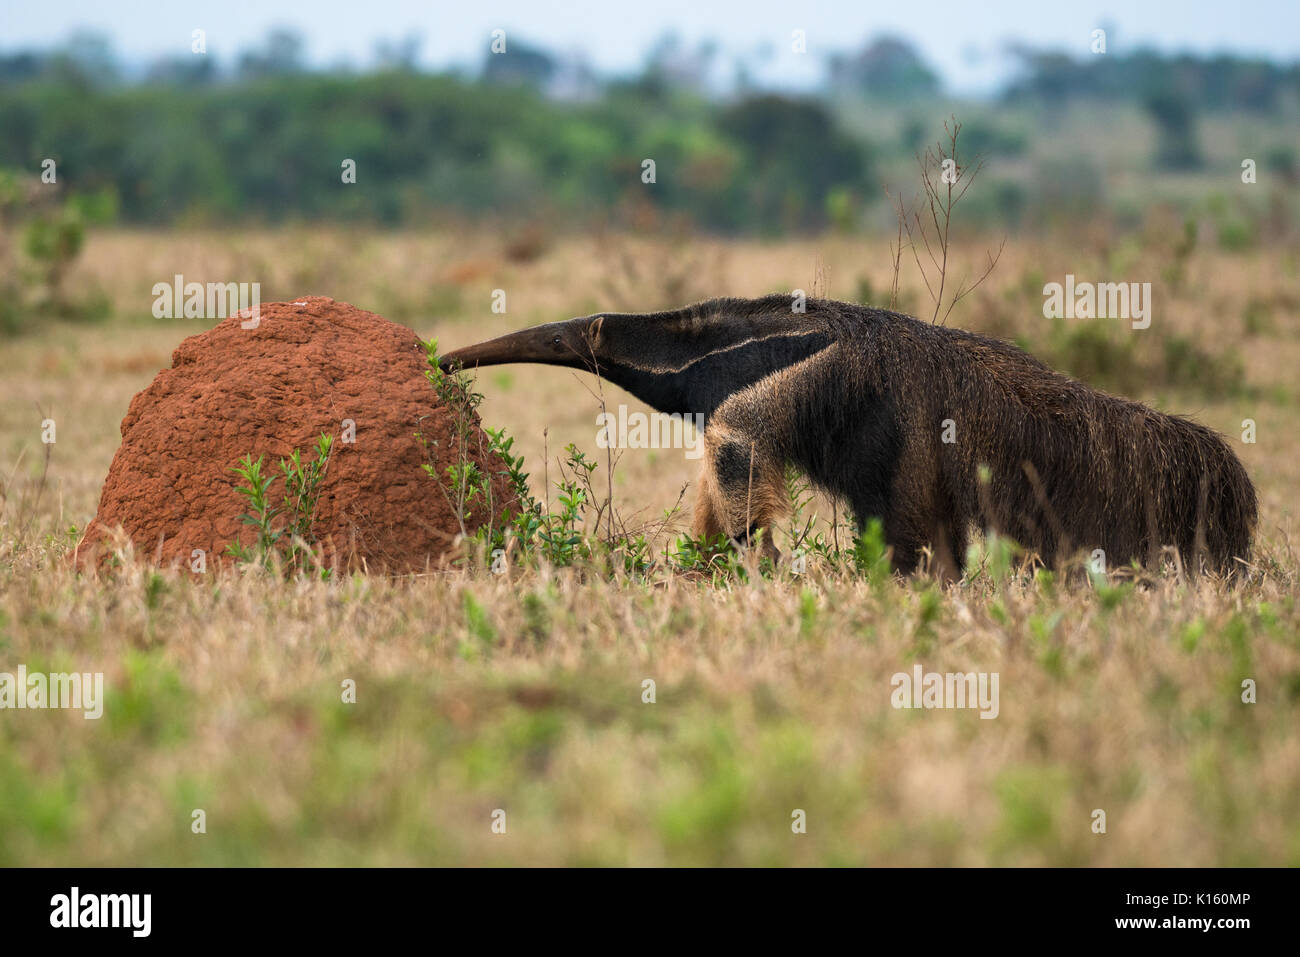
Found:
76,297 -> 513,573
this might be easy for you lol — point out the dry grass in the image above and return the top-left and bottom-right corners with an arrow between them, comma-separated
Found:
1,226 -> 1298,865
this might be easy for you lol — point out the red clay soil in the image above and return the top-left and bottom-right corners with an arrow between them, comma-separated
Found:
76,297 -> 514,573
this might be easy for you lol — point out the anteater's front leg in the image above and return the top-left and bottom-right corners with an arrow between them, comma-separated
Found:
693,420 -> 787,563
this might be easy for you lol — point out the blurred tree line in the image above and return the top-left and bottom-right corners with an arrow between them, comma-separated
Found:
0,30 -> 871,232
1003,45 -> 1299,113
0,30 -> 1296,231
1003,45 -> 1300,171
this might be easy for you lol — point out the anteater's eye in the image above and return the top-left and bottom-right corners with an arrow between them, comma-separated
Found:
553,335 -> 562,345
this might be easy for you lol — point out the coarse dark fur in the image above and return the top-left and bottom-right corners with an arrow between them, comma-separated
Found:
441,295 -> 1257,578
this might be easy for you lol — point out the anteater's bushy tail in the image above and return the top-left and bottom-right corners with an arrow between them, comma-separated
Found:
1150,411 -> 1256,574
1028,397 -> 1258,576
976,381 -> 1256,577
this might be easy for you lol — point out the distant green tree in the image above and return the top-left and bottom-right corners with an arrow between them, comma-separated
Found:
718,95 -> 871,231
481,38 -> 557,88
1144,89 -> 1203,170
829,36 -> 940,100
237,29 -> 307,80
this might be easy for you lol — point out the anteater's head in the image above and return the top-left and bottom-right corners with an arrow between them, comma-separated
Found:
438,298 -> 830,379
438,315 -> 609,374
437,299 -> 837,418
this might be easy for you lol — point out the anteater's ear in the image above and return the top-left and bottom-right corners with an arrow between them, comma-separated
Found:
586,315 -> 605,348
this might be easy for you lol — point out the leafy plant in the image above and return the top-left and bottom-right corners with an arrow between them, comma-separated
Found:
536,445 -> 595,567
669,532 -> 742,579
23,207 -> 84,306
851,518 -> 894,585
423,340 -> 623,574
0,169 -> 112,332
226,433 -> 334,577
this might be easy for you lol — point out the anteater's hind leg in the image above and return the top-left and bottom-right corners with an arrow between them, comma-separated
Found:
877,508 -> 964,581
851,502 -> 959,580
693,421 -> 787,563
880,504 -> 927,577
874,443 -> 966,582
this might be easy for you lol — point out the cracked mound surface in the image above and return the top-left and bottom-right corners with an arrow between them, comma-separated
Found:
77,296 -> 512,573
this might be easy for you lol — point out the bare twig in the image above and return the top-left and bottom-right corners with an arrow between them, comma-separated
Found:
888,116 -> 1005,326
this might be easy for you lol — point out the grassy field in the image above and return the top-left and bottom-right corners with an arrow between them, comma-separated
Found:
1,225 -> 1298,866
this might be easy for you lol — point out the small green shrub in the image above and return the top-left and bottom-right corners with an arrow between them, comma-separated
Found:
226,433 -> 334,577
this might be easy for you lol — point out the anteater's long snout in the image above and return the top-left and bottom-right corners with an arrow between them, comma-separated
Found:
438,320 -> 581,372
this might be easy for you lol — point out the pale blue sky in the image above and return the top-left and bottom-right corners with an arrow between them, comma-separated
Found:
3,0 -> 1298,94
